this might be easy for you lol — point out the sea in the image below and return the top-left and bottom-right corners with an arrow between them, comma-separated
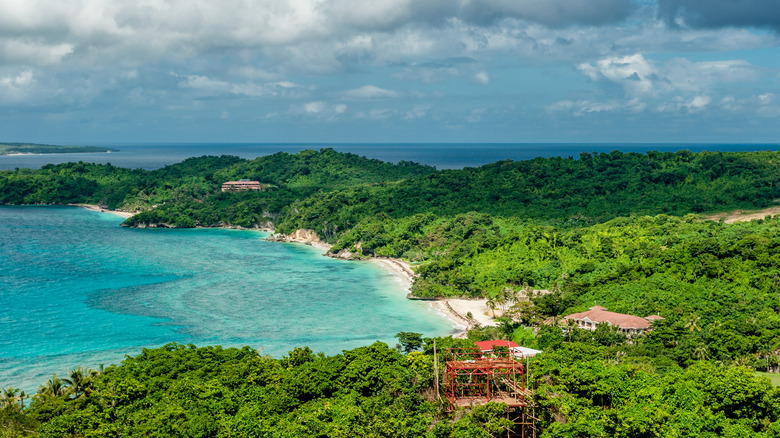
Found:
2,142 -> 779,393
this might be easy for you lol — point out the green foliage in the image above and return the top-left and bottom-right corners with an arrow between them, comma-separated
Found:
14,342 -> 531,437
395,332 -> 424,353
6,149 -> 780,435
533,346 -> 780,437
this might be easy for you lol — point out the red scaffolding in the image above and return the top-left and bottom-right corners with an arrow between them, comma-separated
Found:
444,347 -> 529,411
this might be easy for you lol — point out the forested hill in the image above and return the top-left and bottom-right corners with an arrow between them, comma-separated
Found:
1,149 -> 779,230
276,150 -> 780,233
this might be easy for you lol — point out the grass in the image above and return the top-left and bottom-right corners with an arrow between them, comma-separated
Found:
755,371 -> 780,387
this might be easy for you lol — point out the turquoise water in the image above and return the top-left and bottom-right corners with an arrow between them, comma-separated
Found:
0,206 -> 455,393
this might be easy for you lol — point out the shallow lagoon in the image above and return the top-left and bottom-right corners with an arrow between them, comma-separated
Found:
0,206 -> 455,392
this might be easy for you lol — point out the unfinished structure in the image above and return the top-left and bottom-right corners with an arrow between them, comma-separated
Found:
445,347 -> 539,437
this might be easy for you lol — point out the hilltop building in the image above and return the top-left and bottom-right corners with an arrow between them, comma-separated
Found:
563,306 -> 663,335
221,180 -> 265,192
474,340 -> 542,358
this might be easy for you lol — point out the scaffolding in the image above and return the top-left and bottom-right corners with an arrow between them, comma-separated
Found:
444,347 -> 540,438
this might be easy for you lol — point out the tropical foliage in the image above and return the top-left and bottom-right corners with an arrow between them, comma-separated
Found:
3,148 -> 780,436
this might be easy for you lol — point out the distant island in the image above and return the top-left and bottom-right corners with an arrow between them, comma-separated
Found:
0,142 -> 117,155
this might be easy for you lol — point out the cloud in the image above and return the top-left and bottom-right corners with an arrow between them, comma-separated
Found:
474,71 -> 490,84
547,99 -> 621,116
459,0 -> 634,27
304,101 -> 326,113
403,104 -> 430,120
658,0 -> 780,32
578,54 -> 761,99
342,85 -> 399,100
578,54 -> 656,96
289,101 -> 347,120
0,70 -> 36,103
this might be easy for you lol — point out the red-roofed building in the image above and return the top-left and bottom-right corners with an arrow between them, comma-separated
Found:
474,340 -> 519,352
563,306 -> 663,336
474,340 -> 543,358
221,179 -> 266,192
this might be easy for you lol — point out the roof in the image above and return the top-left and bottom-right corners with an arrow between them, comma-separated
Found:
474,340 -> 519,351
510,346 -> 542,357
222,180 -> 261,185
644,314 -> 665,321
564,308 -> 651,330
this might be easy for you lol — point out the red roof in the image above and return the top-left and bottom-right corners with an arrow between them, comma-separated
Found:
474,340 -> 519,351
564,308 -> 651,330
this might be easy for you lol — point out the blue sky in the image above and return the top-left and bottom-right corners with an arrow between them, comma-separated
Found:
1,0 -> 779,144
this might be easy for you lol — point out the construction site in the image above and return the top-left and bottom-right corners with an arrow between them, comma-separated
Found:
444,345 -> 541,438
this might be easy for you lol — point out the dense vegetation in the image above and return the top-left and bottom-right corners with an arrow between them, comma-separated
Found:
0,142 -> 116,155
0,342 -> 520,438
2,148 -> 780,436
2,338 -> 779,437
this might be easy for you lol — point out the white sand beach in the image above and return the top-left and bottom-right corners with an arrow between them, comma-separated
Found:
71,204 -> 136,218
267,229 -> 498,337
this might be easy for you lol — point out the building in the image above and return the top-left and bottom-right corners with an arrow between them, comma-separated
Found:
474,340 -> 542,358
221,179 -> 265,192
563,306 -> 663,336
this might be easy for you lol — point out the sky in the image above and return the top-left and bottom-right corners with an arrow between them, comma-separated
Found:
1,0 -> 779,144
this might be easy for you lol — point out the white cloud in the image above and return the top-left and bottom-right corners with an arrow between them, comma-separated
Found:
404,104 -> 430,120
0,70 -> 36,103
578,54 -> 657,96
342,85 -> 399,100
474,71 -> 489,84
571,53 -> 768,117
304,101 -> 326,113
290,101 -> 347,119
548,99 -> 621,116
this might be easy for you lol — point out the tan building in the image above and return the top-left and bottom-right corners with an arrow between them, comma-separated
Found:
563,306 -> 663,336
221,179 -> 265,192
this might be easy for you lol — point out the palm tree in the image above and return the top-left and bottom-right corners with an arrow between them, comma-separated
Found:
693,344 -> 709,362
1,387 -> 18,409
684,314 -> 702,332
566,318 -> 578,342
486,298 -> 497,318
63,367 -> 98,398
38,374 -> 67,398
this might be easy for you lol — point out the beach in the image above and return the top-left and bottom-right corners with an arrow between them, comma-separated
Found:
266,229 -> 494,336
71,203 -> 136,219
75,210 -> 486,339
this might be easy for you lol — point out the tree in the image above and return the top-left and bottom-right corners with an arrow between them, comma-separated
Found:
395,332 -> 423,353
684,314 -> 702,332
62,367 -> 98,399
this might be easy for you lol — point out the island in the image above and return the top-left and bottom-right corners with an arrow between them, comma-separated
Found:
0,142 -> 117,155
1,148 -> 780,437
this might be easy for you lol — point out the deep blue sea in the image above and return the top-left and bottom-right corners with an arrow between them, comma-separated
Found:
2,143 -> 780,393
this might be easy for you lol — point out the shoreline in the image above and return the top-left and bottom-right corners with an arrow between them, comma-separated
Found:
73,214 -> 485,339
69,204 -> 136,219
265,230 -> 491,337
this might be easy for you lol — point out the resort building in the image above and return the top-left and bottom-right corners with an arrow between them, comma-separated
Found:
221,179 -> 265,192
563,306 -> 663,336
474,340 -> 542,358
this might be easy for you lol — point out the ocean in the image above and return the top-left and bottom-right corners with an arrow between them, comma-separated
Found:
2,142 -> 780,393
2,142 -> 779,171
0,206 -> 454,393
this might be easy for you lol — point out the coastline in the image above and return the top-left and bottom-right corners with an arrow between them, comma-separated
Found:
265,230 -> 492,337
70,203 -> 136,219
